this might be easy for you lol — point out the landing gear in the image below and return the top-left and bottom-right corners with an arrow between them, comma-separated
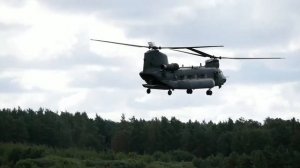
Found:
146,88 -> 151,94
168,90 -> 172,95
186,89 -> 193,94
206,90 -> 213,96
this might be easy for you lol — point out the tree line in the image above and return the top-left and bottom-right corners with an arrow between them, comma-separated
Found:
0,108 -> 300,160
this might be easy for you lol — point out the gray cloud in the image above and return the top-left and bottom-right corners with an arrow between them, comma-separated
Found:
224,48 -> 300,84
32,0 -> 300,50
69,70 -> 141,90
225,62 -> 300,85
1,0 -> 300,121
126,1 -> 299,49
0,37 -> 119,71
0,0 -> 27,7
128,92 -> 223,111
0,77 -> 23,93
40,0 -> 182,16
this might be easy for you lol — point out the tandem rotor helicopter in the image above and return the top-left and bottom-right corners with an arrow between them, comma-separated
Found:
91,39 -> 282,96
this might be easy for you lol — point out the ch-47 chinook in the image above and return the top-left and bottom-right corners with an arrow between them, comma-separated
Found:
91,39 -> 282,96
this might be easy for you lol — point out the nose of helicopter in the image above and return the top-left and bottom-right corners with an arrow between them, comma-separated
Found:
219,71 -> 226,85
222,78 -> 226,84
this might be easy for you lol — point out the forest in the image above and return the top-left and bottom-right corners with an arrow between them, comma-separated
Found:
0,107 -> 300,168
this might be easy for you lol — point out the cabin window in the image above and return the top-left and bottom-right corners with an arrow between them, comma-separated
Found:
198,74 -> 205,78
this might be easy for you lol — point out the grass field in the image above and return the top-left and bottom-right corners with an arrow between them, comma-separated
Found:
0,143 -> 197,168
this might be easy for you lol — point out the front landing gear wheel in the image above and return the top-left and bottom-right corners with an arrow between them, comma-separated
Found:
186,89 -> 193,94
146,88 -> 151,94
206,90 -> 213,96
168,90 -> 172,95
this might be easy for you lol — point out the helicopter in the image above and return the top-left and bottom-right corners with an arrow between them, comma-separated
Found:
91,39 -> 282,96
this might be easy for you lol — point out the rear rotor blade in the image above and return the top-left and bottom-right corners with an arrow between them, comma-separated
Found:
90,39 -> 149,48
90,39 -> 284,59
91,39 -> 224,49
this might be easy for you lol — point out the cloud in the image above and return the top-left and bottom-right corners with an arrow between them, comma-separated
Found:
0,0 -> 299,122
0,77 -> 23,93
0,1 -> 79,60
138,82 -> 300,122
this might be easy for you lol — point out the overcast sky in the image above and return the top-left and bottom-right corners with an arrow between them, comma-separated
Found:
0,0 -> 299,122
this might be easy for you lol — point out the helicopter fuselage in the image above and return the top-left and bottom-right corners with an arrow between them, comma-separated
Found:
140,66 -> 226,90
139,49 -> 226,95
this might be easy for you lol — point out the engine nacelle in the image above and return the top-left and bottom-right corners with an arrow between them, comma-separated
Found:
161,63 -> 180,71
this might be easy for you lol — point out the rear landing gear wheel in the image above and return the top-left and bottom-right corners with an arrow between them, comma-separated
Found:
146,88 -> 151,94
186,89 -> 193,94
206,90 -> 212,96
168,90 -> 172,95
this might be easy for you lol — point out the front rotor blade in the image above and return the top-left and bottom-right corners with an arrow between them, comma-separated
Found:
162,45 -> 224,49
186,47 -> 283,59
90,39 -> 149,48
172,48 -> 219,59
187,48 -> 215,58
220,57 -> 283,59
172,49 -> 283,59
171,49 -> 205,57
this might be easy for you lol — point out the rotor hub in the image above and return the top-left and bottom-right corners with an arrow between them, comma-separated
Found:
148,42 -> 161,50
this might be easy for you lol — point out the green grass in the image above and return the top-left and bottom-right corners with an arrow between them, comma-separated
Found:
0,143 -> 196,168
